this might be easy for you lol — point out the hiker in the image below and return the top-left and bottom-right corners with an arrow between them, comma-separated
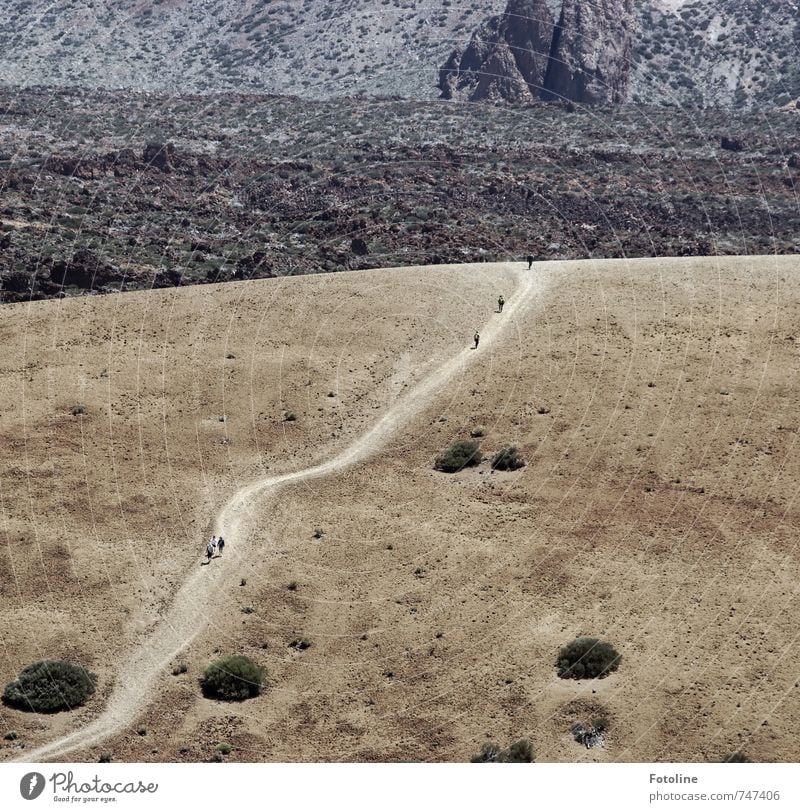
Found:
217,536 -> 225,555
473,331 -> 480,349
527,254 -> 534,270
206,540 -> 215,562
498,295 -> 505,313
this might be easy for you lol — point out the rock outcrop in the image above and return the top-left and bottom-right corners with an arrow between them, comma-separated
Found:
439,0 -> 555,103
541,0 -> 634,104
143,142 -> 176,173
441,0 -> 636,105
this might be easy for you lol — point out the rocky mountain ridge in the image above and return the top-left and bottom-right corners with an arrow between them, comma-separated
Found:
0,1 -> 796,107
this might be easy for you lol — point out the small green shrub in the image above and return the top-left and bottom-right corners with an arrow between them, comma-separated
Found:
471,738 -> 534,763
172,662 -> 188,676
556,637 -> 621,680
70,404 -> 86,416
289,638 -> 311,651
216,742 -> 233,755
2,660 -> 96,713
491,447 -> 526,471
434,439 -> 482,473
202,655 -> 265,701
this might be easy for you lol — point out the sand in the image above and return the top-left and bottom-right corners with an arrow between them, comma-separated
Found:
2,256 -> 799,763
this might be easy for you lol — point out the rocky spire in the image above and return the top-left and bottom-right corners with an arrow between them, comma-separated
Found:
541,0 -> 635,104
441,0 -> 636,105
439,0 -> 555,103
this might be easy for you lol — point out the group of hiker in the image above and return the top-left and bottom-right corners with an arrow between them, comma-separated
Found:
203,258 -> 535,558
205,534 -> 226,561
472,256 -> 532,349
473,294 -> 507,349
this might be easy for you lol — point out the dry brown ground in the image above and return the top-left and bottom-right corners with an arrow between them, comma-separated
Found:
1,256 -> 799,763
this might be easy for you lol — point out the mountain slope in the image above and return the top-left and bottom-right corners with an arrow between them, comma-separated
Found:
0,0 -> 796,106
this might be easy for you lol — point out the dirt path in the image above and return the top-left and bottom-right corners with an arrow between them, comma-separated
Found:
20,262 -> 545,762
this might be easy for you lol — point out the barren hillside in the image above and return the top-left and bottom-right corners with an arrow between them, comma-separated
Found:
2,256 -> 800,763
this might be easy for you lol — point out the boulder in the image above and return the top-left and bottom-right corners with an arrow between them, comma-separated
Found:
143,142 -> 176,172
721,136 -> 744,152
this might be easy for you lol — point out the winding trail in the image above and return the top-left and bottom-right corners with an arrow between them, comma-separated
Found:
20,263 -> 543,762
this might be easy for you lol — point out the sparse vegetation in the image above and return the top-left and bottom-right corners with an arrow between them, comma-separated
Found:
171,662 -> 188,676
556,637 -> 621,680
70,403 -> 86,416
201,655 -> 265,701
216,742 -> 233,755
288,638 -> 311,651
491,446 -> 525,471
434,439 -> 482,473
2,89 -> 799,307
2,660 -> 97,713
471,738 -> 534,763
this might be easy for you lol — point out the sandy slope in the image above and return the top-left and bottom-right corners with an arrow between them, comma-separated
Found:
10,262 -> 542,761
4,256 -> 800,764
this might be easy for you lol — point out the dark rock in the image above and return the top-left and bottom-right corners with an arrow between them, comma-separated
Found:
788,153 -> 800,168
721,136 -> 745,152
143,142 -> 176,172
43,155 -> 102,179
350,237 -> 369,256
1,270 -> 33,293
52,248 -> 121,289
153,267 -> 184,287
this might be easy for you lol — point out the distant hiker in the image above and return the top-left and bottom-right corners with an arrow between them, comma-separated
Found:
527,254 -> 534,270
498,295 -> 505,313
473,331 -> 480,349
217,536 -> 225,555
206,540 -> 215,562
